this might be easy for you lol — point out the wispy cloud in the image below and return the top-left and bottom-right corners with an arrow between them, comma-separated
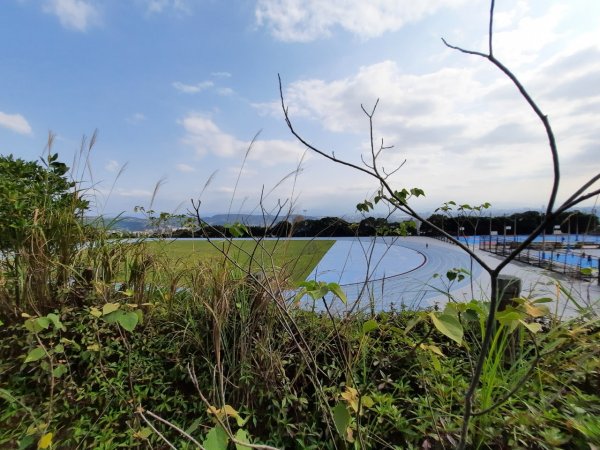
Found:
126,112 -> 147,124
217,87 -> 235,96
211,71 -> 232,78
172,81 -> 214,94
105,160 -> 120,173
142,0 -> 191,15
179,113 -> 307,165
180,114 -> 244,158
176,163 -> 195,173
0,111 -> 32,135
255,0 -> 466,42
113,188 -> 153,198
43,0 -> 100,32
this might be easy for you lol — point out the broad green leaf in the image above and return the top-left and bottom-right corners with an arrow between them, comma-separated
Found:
496,309 -> 525,332
203,425 -> 228,450
519,320 -> 542,333
53,344 -> 64,353
234,429 -> 251,450
327,283 -> 347,304
134,309 -> 144,325
38,432 -> 53,449
361,395 -> 375,409
46,313 -> 65,331
496,309 -> 525,325
531,297 -> 553,304
362,319 -> 378,335
102,310 -> 120,324
332,402 -> 351,437
117,311 -> 139,332
24,347 -> 46,363
429,312 -> 463,345
35,317 -> 51,330
102,302 -> 120,315
24,319 -> 43,333
462,309 -> 480,323
52,364 -> 67,378
420,343 -> 444,357
18,435 -> 35,450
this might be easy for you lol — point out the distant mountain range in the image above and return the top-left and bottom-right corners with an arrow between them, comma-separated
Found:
89,206 -> 599,232
87,214 -> 309,232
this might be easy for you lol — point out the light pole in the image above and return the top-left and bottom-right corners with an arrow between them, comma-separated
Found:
561,212 -> 576,250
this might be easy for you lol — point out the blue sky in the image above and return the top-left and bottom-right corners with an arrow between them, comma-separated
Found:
2,0 -> 599,219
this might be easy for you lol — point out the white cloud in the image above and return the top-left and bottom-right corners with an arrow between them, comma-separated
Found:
119,189 -> 153,197
43,0 -> 99,32
249,139 -> 308,166
142,0 -> 191,14
211,71 -> 232,78
105,160 -> 120,173
217,87 -> 235,96
176,163 -> 195,172
180,114 -> 244,157
172,81 -> 214,94
126,113 -> 146,124
0,111 -> 32,135
255,0 -> 466,42
179,113 -> 307,165
266,26 -> 600,209
491,3 -> 568,68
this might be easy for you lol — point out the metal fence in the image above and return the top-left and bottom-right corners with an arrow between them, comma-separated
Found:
479,236 -> 600,283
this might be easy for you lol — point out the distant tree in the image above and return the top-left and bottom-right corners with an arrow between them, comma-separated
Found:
269,220 -> 292,237
292,217 -> 353,237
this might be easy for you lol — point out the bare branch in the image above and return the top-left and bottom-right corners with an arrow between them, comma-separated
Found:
137,406 -> 204,449
488,0 -> 495,55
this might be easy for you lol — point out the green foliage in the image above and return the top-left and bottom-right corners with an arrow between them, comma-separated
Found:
0,152 -> 90,313
224,222 -> 250,238
296,280 -> 347,304
430,310 -> 464,345
0,153 -> 86,252
1,283 -> 598,449
357,187 -> 426,213
1,155 -> 598,449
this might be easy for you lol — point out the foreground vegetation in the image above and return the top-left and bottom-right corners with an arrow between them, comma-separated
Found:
1,234 -> 599,449
0,153 -> 599,449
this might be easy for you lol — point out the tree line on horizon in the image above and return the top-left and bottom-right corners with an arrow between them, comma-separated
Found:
126,209 -> 600,239
420,210 -> 599,237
